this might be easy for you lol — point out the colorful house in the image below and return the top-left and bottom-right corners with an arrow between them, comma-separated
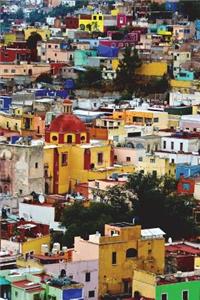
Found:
175,69 -> 194,81
79,13 -> 104,33
74,49 -> 97,66
24,28 -> 51,41
112,109 -> 168,130
73,223 -> 165,298
132,269 -> 200,300
136,62 -> 168,77
136,155 -> 176,177
44,100 -> 134,194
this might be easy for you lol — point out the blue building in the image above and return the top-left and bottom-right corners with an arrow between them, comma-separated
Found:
165,0 -> 179,12
0,96 -> 12,112
176,164 -> 200,179
175,69 -> 194,81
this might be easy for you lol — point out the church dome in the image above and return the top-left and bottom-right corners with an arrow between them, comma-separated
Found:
49,114 -> 86,133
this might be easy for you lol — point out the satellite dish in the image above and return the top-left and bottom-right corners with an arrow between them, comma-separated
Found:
38,194 -> 45,204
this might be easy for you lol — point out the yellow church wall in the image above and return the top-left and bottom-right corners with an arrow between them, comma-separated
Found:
98,226 -> 165,297
24,28 -> 50,41
44,146 -> 57,193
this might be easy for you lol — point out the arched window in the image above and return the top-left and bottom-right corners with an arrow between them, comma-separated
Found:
126,248 -> 137,258
52,135 -> 58,141
67,135 -> 72,143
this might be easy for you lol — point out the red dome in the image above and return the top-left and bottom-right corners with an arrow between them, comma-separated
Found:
49,114 -> 86,133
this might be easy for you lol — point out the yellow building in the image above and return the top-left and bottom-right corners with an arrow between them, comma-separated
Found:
73,223 -> 165,298
136,62 -> 168,77
3,33 -> 16,45
24,28 -> 51,41
0,112 -> 22,132
21,235 -> 50,257
132,269 -> 156,299
44,100 -> 134,194
136,155 -> 175,177
111,9 -> 119,16
168,114 -> 181,130
112,58 -> 119,71
79,13 -> 104,32
112,109 -> 168,130
170,79 -> 192,93
0,109 -> 34,134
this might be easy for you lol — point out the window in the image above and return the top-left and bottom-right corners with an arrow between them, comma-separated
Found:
85,272 -> 90,282
35,162 -> 38,168
152,170 -> 157,176
88,290 -> 95,298
4,69 -> 8,73
171,141 -> 174,150
154,118 -> 159,123
171,159 -> 175,164
67,135 -> 72,143
138,157 -> 143,162
182,291 -> 189,300
99,16 -> 102,20
11,69 -> 16,73
163,141 -> 166,149
52,135 -> 58,141
126,156 -> 131,162
180,142 -> 183,151
97,153 -> 103,164
15,291 -> 18,297
112,251 -> 117,264
161,294 -> 167,300
48,45 -> 51,48
126,248 -> 137,258
150,159 -> 155,163
61,153 -> 68,166
33,294 -> 41,300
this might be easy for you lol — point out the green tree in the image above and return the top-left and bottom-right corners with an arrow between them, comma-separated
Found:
144,74 -> 169,95
15,8 -> 24,19
180,0 -> 200,21
27,10 -> 46,24
76,67 -> 102,88
115,47 -> 141,93
126,172 -> 197,239
27,32 -> 42,50
54,172 -> 198,247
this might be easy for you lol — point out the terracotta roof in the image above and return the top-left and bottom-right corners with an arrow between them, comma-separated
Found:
166,243 -> 200,255
49,113 -> 86,133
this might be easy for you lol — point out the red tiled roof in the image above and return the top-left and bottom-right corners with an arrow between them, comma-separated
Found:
166,243 -> 200,255
26,287 -> 44,293
12,280 -> 42,290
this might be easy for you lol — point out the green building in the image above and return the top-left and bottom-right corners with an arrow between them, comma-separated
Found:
156,280 -> 200,300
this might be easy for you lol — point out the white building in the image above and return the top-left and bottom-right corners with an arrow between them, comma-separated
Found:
161,134 -> 200,154
169,91 -> 200,107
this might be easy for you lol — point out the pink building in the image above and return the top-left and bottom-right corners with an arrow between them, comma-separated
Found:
37,41 -> 74,63
0,63 -> 51,80
114,147 -> 145,166
45,259 -> 98,300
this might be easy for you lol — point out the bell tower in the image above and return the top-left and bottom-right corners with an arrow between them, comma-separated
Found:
62,99 -> 73,114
